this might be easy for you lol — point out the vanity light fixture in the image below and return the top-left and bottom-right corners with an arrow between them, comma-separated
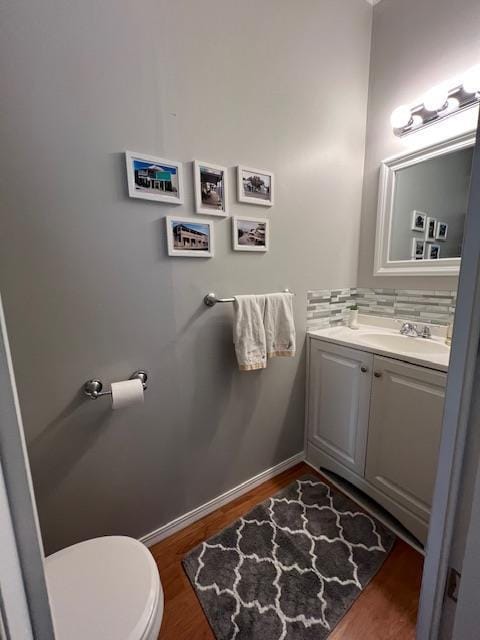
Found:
463,67 -> 480,95
391,66 -> 480,137
390,105 -> 413,129
423,86 -> 449,113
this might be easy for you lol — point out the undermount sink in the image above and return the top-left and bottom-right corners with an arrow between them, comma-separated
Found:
357,332 -> 449,355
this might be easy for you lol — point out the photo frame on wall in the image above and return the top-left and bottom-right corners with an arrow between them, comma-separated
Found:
193,161 -> 228,216
237,166 -> 274,207
435,222 -> 448,241
412,238 -> 425,260
427,244 -> 441,260
411,210 -> 427,232
125,151 -> 184,204
425,217 -> 437,241
232,216 -> 269,252
166,216 -> 214,258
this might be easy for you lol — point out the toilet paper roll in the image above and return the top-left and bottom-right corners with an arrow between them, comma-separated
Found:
111,378 -> 144,410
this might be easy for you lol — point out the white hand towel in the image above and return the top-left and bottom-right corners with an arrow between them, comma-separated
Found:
264,292 -> 296,358
233,295 -> 267,371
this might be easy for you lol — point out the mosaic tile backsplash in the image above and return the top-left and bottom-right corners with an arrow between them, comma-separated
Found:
307,288 -> 457,330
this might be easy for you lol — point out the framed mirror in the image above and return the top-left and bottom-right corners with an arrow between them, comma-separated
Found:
374,131 -> 475,276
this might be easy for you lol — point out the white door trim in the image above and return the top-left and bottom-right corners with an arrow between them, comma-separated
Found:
417,113 -> 480,638
0,295 -> 56,639
0,459 -> 34,640
452,434 -> 480,639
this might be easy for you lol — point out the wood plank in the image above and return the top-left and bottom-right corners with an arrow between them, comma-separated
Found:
329,540 -> 423,640
149,462 -> 422,639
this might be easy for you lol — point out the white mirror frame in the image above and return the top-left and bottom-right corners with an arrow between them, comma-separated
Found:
374,130 -> 476,276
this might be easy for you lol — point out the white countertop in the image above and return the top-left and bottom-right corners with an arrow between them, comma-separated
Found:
308,315 -> 450,373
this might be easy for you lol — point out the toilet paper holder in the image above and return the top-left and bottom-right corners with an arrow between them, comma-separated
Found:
83,370 -> 148,400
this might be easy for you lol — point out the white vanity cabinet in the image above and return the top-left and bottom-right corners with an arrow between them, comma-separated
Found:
307,340 -> 373,475
365,356 -> 446,525
306,336 -> 447,543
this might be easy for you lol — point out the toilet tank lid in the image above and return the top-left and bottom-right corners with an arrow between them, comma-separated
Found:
45,536 -> 161,640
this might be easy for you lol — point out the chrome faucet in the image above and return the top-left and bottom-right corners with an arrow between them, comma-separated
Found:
420,325 -> 432,339
399,321 -> 431,339
399,322 -> 419,337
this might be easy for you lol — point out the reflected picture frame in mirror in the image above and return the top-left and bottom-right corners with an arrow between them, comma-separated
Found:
435,222 -> 448,241
412,238 -> 426,260
425,217 -> 437,241
374,130 -> 475,276
412,210 -> 427,232
427,244 -> 441,260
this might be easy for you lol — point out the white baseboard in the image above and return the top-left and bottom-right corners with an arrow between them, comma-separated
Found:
139,451 -> 305,548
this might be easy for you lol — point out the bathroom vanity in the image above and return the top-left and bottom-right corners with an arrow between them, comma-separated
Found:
305,317 -> 450,544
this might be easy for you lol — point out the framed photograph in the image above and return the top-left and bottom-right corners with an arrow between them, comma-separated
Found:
425,217 -> 437,241
435,222 -> 448,241
193,161 -> 228,216
427,244 -> 441,260
237,166 -> 274,207
125,151 -> 184,204
166,216 -> 214,258
411,210 -> 427,232
412,238 -> 425,260
232,216 -> 269,252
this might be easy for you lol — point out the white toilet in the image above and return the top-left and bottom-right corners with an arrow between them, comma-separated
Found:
45,536 -> 164,640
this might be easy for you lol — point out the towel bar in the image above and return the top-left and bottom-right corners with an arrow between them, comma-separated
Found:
204,290 -> 291,307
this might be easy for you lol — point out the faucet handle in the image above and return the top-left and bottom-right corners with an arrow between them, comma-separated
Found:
399,321 -> 409,334
400,321 -> 417,336
420,325 -> 432,339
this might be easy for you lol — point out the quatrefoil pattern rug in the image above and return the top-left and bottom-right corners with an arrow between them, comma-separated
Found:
183,475 -> 395,640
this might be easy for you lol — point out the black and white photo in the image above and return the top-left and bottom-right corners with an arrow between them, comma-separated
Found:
411,210 -> 427,232
435,222 -> 448,241
427,243 -> 441,259
232,216 -> 269,252
193,161 -> 228,216
412,238 -> 425,260
237,166 -> 274,206
425,217 -> 437,241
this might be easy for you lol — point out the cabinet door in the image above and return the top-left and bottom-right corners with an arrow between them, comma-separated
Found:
307,339 -> 373,475
365,355 -> 446,522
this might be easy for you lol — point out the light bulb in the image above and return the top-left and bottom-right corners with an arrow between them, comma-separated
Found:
423,86 -> 449,112
463,67 -> 480,95
445,97 -> 460,113
390,105 -> 412,129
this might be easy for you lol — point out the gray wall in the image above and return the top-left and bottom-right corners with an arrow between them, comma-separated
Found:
358,0 -> 480,290
0,0 -> 372,553
390,148 -> 472,260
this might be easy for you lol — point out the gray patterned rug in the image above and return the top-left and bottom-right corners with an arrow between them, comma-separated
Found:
183,475 -> 396,639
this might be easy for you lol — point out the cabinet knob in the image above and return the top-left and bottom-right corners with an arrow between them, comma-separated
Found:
360,366 -> 368,373
374,371 -> 382,378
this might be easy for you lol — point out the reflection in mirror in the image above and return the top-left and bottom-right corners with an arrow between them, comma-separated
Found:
374,131 -> 476,276
390,147 -> 473,261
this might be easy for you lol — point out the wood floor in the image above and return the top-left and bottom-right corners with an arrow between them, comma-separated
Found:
149,462 -> 424,640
